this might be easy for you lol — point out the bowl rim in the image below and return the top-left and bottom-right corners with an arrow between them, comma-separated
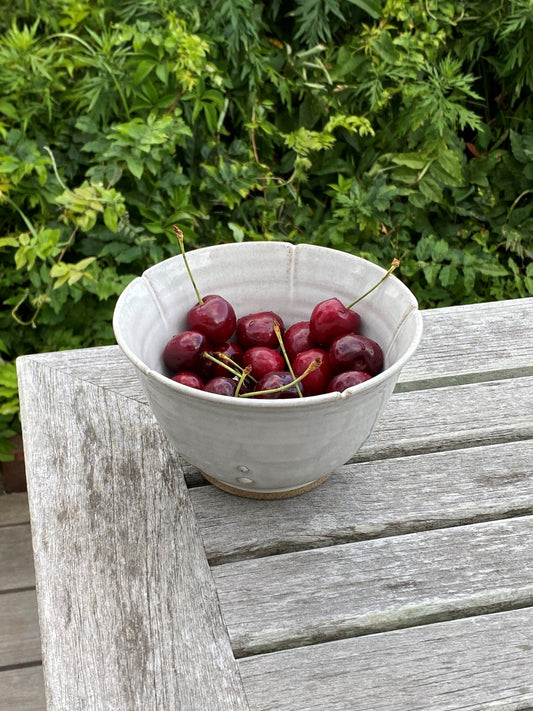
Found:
113,242 -> 424,409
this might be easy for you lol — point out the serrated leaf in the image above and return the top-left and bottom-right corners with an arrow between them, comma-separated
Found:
125,154 -> 144,179
477,263 -> 509,277
392,153 -> 427,170
438,149 -> 464,182
419,175 -> 444,203
439,264 -> 458,287
431,239 -> 450,262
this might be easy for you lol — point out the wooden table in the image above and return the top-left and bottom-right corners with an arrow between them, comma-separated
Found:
16,297 -> 533,711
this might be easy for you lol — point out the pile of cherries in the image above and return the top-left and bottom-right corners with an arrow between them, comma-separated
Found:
162,228 -> 398,399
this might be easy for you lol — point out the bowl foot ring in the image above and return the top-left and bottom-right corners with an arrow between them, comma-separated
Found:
200,472 -> 331,499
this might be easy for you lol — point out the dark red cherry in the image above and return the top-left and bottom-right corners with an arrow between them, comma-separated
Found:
204,376 -> 239,397
291,348 -> 332,396
171,371 -> 205,390
199,341 -> 244,379
329,333 -> 384,376
163,330 -> 210,372
309,298 -> 361,347
327,370 -> 372,393
187,294 -> 236,344
283,321 -> 314,362
236,311 -> 285,350
254,371 -> 301,399
242,347 -> 285,380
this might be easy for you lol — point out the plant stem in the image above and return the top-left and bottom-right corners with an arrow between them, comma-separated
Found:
239,358 -> 321,398
273,320 -> 303,397
346,259 -> 400,310
173,225 -> 203,305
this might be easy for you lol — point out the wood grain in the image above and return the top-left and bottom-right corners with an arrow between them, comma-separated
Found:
0,666 -> 46,711
16,358 -> 249,711
0,525 -> 35,591
191,439 -> 533,564
0,493 -> 30,527
238,608 -> 533,711
0,590 -> 41,667
214,516 -> 533,656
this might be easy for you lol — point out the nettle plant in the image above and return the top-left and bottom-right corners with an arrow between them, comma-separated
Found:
1,0 -> 533,459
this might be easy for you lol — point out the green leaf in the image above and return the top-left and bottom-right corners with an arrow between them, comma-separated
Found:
439,265 -> 458,287
125,154 -> 144,179
419,175 -> 444,203
345,0 -> 381,19
391,153 -> 427,170
437,149 -> 464,182
104,206 -> 118,232
477,263 -> 509,277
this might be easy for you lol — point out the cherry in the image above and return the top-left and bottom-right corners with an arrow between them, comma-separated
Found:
309,258 -> 400,347
309,298 -> 361,347
204,377 -> 239,397
329,333 -> 384,376
291,348 -> 332,396
327,370 -> 372,393
187,294 -> 236,344
283,321 -> 314,362
253,371 -> 301,399
174,225 -> 236,344
199,341 -> 244,379
163,330 -> 210,372
242,347 -> 285,380
236,311 -> 285,350
171,371 -> 205,390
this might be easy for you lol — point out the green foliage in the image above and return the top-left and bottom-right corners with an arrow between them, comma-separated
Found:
1,0 -> 533,456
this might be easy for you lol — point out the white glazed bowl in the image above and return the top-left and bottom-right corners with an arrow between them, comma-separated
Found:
113,242 -> 423,497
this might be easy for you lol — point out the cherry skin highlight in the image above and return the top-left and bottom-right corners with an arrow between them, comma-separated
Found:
236,311 -> 285,350
171,371 -> 205,390
187,294 -> 236,345
242,347 -> 285,380
291,348 -> 332,396
163,330 -> 210,372
329,333 -> 384,376
309,298 -> 361,347
327,370 -> 372,393
199,341 -> 244,379
204,377 -> 240,397
283,321 -> 314,362
253,371 -> 301,399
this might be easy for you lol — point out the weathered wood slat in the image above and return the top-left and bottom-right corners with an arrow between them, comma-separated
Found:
238,608 -> 533,711
0,525 -> 35,591
0,666 -> 46,711
398,296 -> 533,388
214,516 -> 533,656
353,376 -> 533,462
0,493 -> 30,527
0,590 -> 41,667
16,358 -> 249,711
191,439 -> 533,564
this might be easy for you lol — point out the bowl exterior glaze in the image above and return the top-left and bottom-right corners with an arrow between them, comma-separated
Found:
113,242 -> 423,495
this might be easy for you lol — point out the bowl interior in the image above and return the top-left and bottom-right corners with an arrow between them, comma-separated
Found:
113,242 -> 421,390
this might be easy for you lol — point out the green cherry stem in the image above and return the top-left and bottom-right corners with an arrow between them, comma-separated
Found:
173,224 -> 204,306
345,258 -> 400,310
235,365 -> 252,396
273,320 -> 303,398
202,352 -> 244,380
238,358 -> 322,398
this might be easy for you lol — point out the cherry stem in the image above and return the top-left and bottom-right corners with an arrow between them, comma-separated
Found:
345,258 -> 400,310
173,224 -> 204,306
218,352 -> 258,383
203,352 -> 257,384
273,320 -> 303,398
235,365 -> 252,396
238,358 -> 322,398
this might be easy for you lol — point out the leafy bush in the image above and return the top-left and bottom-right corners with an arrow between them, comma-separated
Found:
1,0 -> 533,458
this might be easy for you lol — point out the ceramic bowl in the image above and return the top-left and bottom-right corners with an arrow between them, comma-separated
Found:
113,242 -> 423,498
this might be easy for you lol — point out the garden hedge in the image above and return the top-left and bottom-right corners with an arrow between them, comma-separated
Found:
1,0 -> 533,459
